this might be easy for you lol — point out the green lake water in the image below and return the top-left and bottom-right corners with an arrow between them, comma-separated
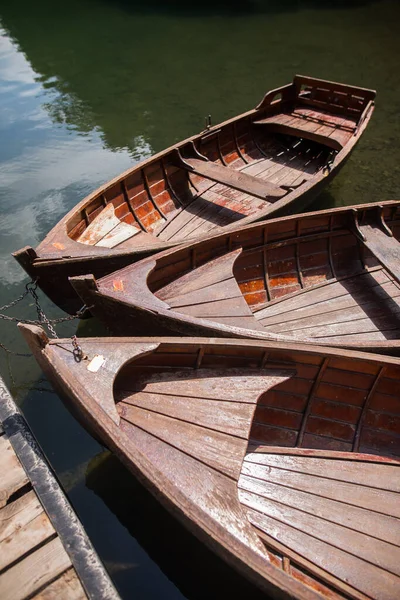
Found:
0,0 -> 399,597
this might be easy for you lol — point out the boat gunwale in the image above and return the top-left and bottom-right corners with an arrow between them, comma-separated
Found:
29,79 -> 375,261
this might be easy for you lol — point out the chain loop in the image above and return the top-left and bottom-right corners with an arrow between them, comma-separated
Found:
71,335 -> 84,362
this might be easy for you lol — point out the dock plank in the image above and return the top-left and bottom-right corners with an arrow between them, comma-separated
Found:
0,537 -> 71,600
0,490 -> 42,543
0,436 -> 29,508
31,568 -> 86,600
0,509 -> 55,571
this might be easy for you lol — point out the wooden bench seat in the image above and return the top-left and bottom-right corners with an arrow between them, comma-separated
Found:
253,107 -> 357,151
178,157 -> 287,200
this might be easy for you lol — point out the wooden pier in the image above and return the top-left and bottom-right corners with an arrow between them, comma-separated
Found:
0,376 -> 120,600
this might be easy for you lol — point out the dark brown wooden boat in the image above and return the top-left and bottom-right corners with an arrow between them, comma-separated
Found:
20,324 -> 400,600
70,199 -> 400,354
13,75 -> 375,314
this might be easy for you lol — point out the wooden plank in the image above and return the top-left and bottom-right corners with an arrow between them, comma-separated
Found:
119,418 -> 268,558
359,223 -> 400,284
238,473 -> 400,546
0,510 -> 55,571
0,374 -> 120,600
241,459 -> 400,518
32,568 -> 87,600
166,278 -> 243,307
157,249 -> 243,301
0,489 -> 43,542
245,507 -> 398,600
253,118 -> 344,151
120,403 -> 248,479
239,488 -> 400,575
0,537 -> 71,600
77,203 -> 120,245
123,368 -> 293,403
0,436 -> 29,508
119,391 -> 255,438
95,221 -> 141,248
244,452 -> 400,491
181,158 -> 287,200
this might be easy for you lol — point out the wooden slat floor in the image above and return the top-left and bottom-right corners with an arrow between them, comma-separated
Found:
255,266 -> 400,343
157,138 -> 324,243
239,449 -> 400,600
0,379 -> 119,600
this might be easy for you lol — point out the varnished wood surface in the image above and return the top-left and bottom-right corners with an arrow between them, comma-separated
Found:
20,327 -> 400,599
71,199 -> 400,353
13,75 -> 375,314
0,376 -> 119,600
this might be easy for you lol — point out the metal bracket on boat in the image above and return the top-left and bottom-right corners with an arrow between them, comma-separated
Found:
205,114 -> 212,130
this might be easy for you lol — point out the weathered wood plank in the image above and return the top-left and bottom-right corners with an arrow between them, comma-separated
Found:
157,249 -> 243,300
31,568 -> 87,600
95,221 -> 141,248
123,368 -> 293,403
241,460 -> 400,517
120,403 -> 247,479
0,510 -> 55,572
77,203 -> 120,245
0,537 -> 71,600
0,489 -> 44,543
181,157 -> 287,199
244,452 -> 400,491
246,506 -> 398,600
238,472 -> 400,546
239,488 -> 400,575
0,436 -> 29,508
118,392 -> 255,438
119,418 -> 268,557
359,222 -> 400,284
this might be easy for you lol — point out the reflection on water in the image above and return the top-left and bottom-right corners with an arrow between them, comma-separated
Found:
0,0 -> 399,597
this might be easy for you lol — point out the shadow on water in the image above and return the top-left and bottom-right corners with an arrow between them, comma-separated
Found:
85,452 -> 268,600
102,0 -> 380,17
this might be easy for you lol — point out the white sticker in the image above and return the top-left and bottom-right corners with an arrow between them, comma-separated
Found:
87,355 -> 106,373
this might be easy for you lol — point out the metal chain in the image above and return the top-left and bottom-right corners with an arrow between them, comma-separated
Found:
0,342 -> 32,358
0,278 -> 88,355
28,284 -> 59,338
71,335 -> 84,362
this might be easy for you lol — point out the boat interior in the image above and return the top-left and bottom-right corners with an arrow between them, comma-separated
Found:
64,76 -> 374,251
96,202 -> 400,347
113,341 -> 400,600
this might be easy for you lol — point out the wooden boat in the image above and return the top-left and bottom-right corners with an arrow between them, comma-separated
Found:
71,199 -> 400,354
13,75 -> 375,314
20,324 -> 400,600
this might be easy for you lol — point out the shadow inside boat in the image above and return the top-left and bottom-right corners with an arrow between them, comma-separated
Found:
85,452 -> 268,600
340,269 -> 400,339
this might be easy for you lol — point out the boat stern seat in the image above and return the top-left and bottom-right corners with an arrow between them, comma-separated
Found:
156,249 -> 266,331
239,446 -> 400,600
252,107 -> 358,151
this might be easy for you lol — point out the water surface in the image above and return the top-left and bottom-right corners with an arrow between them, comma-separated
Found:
0,1 -> 399,597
